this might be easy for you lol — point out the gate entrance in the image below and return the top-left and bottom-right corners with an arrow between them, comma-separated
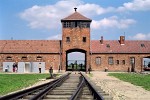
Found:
66,49 -> 86,71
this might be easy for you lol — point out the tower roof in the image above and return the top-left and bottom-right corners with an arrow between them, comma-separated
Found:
61,8 -> 92,22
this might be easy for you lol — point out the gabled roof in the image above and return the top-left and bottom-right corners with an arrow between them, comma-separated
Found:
91,40 -> 150,54
0,40 -> 150,54
61,11 -> 92,21
0,40 -> 60,53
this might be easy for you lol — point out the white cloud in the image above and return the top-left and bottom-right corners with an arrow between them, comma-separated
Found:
19,0 -> 115,30
46,34 -> 62,40
91,16 -> 136,29
20,0 -> 150,31
78,4 -> 114,16
118,0 -> 150,11
129,33 -> 150,40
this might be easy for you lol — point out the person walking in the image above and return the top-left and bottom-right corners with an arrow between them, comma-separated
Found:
38,63 -> 42,73
13,63 -> 15,72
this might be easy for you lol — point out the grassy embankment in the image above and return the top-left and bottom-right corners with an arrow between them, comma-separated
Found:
0,73 -> 50,95
109,73 -> 150,91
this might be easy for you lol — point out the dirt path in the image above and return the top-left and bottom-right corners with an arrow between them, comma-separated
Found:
90,72 -> 150,100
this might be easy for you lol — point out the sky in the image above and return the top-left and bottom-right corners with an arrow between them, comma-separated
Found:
0,0 -> 150,40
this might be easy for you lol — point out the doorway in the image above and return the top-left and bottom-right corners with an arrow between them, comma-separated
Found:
130,57 -> 135,72
25,63 -> 30,73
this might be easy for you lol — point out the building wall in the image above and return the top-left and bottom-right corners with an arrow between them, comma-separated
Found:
0,53 -> 150,72
0,53 -> 60,72
91,53 -> 150,72
62,27 -> 90,71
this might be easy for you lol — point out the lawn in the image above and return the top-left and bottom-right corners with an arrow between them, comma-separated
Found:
0,73 -> 50,95
108,73 -> 150,91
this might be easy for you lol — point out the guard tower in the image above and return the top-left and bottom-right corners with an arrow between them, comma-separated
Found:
61,8 -> 92,71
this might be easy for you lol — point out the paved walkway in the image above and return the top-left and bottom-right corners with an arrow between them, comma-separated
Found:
89,71 -> 150,100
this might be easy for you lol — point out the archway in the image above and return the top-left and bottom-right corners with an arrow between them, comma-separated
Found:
66,49 -> 86,71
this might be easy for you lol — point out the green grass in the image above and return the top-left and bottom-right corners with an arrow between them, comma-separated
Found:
0,73 -> 50,95
108,73 -> 150,91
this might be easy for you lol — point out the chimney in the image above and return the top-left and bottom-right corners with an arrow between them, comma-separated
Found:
120,36 -> 125,45
100,36 -> 103,44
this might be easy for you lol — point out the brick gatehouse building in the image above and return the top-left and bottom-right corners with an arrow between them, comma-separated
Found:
0,8 -> 150,73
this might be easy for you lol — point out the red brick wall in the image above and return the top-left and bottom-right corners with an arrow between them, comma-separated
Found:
0,53 -> 150,72
0,54 -> 60,71
91,53 -> 150,72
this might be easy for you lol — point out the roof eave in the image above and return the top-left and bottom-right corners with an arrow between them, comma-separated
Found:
61,19 -> 92,22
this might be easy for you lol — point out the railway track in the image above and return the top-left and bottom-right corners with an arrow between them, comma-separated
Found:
0,72 -> 112,100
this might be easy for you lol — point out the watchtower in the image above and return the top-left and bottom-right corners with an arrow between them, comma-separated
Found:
61,8 -> 92,71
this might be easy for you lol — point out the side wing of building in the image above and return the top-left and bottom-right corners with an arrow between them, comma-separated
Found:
0,40 -> 61,73
90,40 -> 150,72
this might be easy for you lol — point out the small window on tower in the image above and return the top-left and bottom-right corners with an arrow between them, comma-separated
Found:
63,22 -> 71,28
66,37 -> 70,42
83,37 -> 86,42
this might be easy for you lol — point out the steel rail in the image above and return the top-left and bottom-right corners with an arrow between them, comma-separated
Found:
69,75 -> 85,100
30,72 -> 70,100
81,72 -> 104,100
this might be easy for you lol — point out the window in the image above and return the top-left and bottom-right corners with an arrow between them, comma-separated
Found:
63,22 -> 71,28
21,56 -> 27,60
66,37 -> 70,42
83,37 -> 86,42
6,56 -> 12,60
116,60 -> 119,65
63,21 -> 90,28
108,57 -> 113,65
130,57 -> 135,64
37,56 -> 42,60
122,60 -> 125,65
96,57 -> 101,65
80,22 -> 90,28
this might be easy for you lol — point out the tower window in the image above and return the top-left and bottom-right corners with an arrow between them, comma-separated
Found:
63,22 -> 71,28
83,37 -> 86,42
80,22 -> 90,28
63,21 -> 90,28
66,37 -> 70,42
